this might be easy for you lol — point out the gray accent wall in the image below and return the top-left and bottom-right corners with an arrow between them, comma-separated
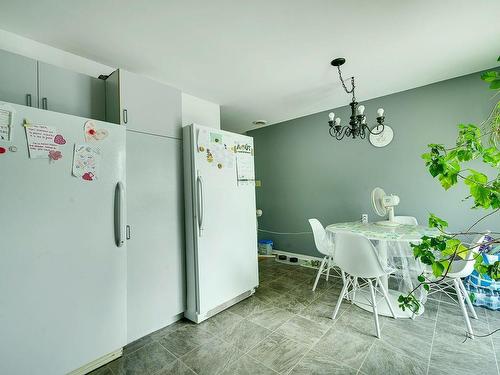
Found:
248,69 -> 500,257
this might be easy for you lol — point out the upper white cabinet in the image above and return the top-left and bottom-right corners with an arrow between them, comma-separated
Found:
38,62 -> 106,120
0,49 -> 105,120
0,49 -> 38,107
105,69 -> 182,139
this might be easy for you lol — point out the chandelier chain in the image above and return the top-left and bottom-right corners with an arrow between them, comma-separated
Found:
337,66 -> 356,102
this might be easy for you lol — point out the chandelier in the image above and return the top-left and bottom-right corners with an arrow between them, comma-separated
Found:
328,58 -> 386,140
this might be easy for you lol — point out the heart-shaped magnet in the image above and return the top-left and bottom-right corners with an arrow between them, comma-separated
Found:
54,134 -> 66,145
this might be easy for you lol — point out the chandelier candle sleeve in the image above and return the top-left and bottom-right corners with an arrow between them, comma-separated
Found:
328,58 -> 387,141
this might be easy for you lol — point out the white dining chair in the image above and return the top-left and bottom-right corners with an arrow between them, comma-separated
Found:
309,219 -> 342,291
426,235 -> 482,338
393,216 -> 418,225
332,232 -> 396,338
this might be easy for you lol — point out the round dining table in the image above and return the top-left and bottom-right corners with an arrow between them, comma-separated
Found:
326,221 -> 440,319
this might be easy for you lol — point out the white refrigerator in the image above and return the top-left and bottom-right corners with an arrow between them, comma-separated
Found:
183,124 -> 259,323
0,102 -> 126,375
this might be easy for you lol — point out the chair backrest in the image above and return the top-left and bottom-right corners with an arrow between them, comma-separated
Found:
451,234 -> 487,277
333,232 -> 388,279
308,218 -> 334,257
393,216 -> 418,225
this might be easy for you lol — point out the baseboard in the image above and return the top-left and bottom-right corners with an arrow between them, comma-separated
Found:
68,348 -> 122,375
271,249 -> 323,262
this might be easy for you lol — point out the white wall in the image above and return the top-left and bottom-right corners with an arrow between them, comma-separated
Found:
0,28 -> 222,129
182,93 -> 221,130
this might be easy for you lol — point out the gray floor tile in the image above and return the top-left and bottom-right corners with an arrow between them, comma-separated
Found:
422,299 -> 439,320
360,341 -> 426,375
266,277 -> 297,293
284,285 -> 324,306
227,294 -> 270,318
155,359 -> 196,375
158,324 -> 215,357
180,337 -> 244,375
380,316 -> 434,360
124,334 -> 154,355
433,320 -> 493,357
437,301 -> 488,333
312,312 -> 377,369
87,364 -> 113,375
298,299 -> 347,329
110,342 -> 177,375
150,319 -> 200,341
254,287 -> 283,304
289,349 -> 357,375
247,306 -> 294,331
275,315 -> 326,347
248,333 -> 309,374
198,309 -> 243,336
270,293 -> 309,314
220,319 -> 272,352
430,339 -> 498,375
219,354 -> 277,375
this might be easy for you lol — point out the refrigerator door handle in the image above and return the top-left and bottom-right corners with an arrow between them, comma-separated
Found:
114,182 -> 126,247
197,173 -> 204,235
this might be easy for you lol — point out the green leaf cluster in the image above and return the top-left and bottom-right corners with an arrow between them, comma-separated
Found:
399,59 -> 500,314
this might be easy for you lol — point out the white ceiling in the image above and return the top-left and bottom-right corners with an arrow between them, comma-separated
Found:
1,1 -> 499,133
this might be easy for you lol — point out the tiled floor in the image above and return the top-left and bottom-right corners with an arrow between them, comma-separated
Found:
90,258 -> 500,375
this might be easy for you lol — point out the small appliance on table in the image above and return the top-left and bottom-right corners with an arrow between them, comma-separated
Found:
183,124 -> 259,323
326,221 -> 440,318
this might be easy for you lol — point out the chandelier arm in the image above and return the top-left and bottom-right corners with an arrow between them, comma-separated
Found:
335,126 -> 348,140
364,123 -> 385,135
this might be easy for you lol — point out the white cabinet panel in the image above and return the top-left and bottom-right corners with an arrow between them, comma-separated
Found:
119,70 -> 182,138
38,62 -> 106,120
126,131 -> 185,342
0,49 -> 37,107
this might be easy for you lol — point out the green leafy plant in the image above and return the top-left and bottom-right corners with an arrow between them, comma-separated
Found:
398,58 -> 500,338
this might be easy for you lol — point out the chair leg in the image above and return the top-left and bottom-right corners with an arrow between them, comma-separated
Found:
368,279 -> 381,338
377,278 -> 396,319
351,277 -> 358,304
312,257 -> 327,292
332,276 -> 349,320
458,278 -> 478,319
453,278 -> 474,339
326,257 -> 332,281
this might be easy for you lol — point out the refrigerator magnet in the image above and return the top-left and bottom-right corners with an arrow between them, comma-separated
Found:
85,121 -> 109,142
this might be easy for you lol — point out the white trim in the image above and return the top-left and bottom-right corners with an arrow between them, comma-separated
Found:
68,348 -> 122,375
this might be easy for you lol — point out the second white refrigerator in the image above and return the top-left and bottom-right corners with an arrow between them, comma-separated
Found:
183,124 -> 258,323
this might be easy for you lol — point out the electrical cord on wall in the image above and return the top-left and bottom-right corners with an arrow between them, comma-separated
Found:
258,229 -> 312,235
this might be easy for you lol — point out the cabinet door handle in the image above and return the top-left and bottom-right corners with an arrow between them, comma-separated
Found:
123,109 -> 128,124
42,97 -> 48,110
126,225 -> 131,240
26,94 -> 32,107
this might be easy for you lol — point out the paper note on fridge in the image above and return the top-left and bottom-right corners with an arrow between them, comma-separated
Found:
25,124 -> 60,158
236,142 -> 255,184
0,108 -> 13,141
72,144 -> 101,182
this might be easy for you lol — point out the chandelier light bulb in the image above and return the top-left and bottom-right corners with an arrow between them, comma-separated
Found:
328,112 -> 335,121
357,105 -> 365,115
377,108 -> 385,117
334,118 -> 341,126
